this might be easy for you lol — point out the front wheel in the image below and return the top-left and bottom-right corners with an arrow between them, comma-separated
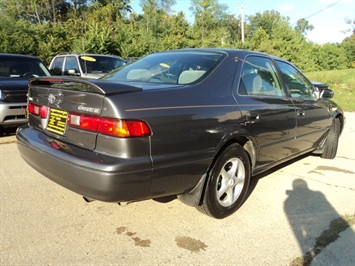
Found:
320,118 -> 341,159
197,143 -> 251,219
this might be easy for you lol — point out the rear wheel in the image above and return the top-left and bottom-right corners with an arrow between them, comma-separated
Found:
321,118 -> 341,159
197,143 -> 251,219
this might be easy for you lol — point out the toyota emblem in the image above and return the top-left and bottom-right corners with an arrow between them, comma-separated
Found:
48,94 -> 56,104
48,93 -> 63,106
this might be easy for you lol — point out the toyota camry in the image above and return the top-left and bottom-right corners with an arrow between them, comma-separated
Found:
17,49 -> 344,219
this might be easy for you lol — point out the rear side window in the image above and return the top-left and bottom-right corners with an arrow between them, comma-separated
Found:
103,51 -> 226,85
238,56 -> 285,97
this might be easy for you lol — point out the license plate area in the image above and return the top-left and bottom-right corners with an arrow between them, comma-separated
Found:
46,108 -> 68,135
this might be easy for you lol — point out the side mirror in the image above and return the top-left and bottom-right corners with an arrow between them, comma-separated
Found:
320,88 -> 334,99
68,69 -> 80,76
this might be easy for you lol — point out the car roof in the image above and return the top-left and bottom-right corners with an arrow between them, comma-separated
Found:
163,48 -> 284,59
54,53 -> 122,58
0,53 -> 40,60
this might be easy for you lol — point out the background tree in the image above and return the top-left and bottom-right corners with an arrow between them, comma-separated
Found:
0,0 -> 353,70
247,10 -> 284,37
295,18 -> 314,36
0,17 -> 38,55
340,36 -> 355,68
189,0 -> 229,47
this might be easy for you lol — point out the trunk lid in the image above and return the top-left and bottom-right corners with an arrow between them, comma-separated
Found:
28,77 -> 142,150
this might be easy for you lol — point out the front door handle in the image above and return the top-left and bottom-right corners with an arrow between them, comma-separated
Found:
297,109 -> 305,116
246,112 -> 260,123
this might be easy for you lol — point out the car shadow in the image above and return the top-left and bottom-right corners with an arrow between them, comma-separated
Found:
0,127 -> 17,137
153,195 -> 177,203
246,153 -> 312,200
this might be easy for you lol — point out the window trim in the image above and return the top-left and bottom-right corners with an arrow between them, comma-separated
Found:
237,55 -> 286,98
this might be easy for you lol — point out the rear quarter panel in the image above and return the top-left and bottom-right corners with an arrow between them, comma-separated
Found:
104,55 -> 242,197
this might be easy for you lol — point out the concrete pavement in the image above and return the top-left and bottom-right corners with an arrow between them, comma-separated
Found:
1,113 -> 354,265
0,135 -> 16,144
311,224 -> 355,266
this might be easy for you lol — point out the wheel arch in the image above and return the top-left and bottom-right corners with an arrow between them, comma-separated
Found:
178,135 -> 257,207
214,136 -> 256,173
334,111 -> 345,135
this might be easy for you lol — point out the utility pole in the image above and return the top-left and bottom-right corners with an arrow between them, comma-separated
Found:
240,4 -> 245,44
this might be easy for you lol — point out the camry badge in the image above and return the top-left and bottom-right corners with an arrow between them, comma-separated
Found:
78,105 -> 100,114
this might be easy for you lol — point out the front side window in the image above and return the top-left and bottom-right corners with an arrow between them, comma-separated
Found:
103,51 -> 226,85
238,56 -> 285,97
276,60 -> 316,100
64,57 -> 79,74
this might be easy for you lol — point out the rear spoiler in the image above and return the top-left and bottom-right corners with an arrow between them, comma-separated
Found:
29,76 -> 143,95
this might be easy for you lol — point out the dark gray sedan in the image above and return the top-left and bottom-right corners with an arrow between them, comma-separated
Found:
17,49 -> 344,219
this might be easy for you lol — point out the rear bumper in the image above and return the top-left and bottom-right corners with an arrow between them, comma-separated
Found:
16,125 -> 152,202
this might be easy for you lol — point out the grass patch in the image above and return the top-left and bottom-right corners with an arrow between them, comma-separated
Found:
290,213 -> 355,266
305,69 -> 355,111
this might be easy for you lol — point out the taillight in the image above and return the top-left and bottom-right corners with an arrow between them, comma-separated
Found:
98,119 -> 151,137
124,120 -> 151,137
28,102 -> 48,118
68,113 -> 151,138
98,118 -> 123,136
68,114 -> 99,132
27,104 -> 151,138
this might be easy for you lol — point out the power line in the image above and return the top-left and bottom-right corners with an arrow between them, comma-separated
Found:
303,1 -> 339,20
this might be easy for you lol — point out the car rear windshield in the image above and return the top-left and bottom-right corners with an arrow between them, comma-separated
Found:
102,51 -> 226,85
0,58 -> 50,78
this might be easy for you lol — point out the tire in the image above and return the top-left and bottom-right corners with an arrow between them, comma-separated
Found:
321,118 -> 341,159
197,143 -> 251,219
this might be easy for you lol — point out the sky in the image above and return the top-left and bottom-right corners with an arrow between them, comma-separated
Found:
129,0 -> 355,44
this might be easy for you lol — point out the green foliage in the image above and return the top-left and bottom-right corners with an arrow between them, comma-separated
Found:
247,10 -> 285,36
189,0 -> 229,47
0,17 -> 38,55
35,23 -> 72,63
311,43 -> 348,70
341,36 -> 355,68
0,0 -> 353,72
295,18 -> 314,35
